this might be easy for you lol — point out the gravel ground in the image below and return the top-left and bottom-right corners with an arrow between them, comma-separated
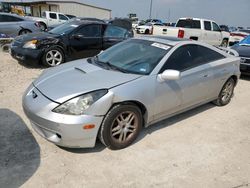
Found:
0,51 -> 250,188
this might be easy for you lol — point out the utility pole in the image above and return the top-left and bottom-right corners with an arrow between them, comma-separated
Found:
149,0 -> 153,19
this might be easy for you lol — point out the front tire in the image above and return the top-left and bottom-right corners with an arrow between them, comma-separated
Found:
213,78 -> 235,106
99,104 -> 143,150
42,47 -> 65,67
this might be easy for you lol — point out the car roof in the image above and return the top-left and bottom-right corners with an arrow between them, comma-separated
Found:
137,36 -> 189,46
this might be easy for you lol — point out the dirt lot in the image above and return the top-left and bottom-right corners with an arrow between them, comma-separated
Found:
0,51 -> 249,188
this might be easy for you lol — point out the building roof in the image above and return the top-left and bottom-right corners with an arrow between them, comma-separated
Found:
0,0 -> 111,12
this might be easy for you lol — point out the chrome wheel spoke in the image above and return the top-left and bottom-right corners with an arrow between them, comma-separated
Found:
112,129 -> 122,137
110,111 -> 138,143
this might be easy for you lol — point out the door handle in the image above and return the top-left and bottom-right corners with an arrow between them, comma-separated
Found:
203,74 -> 209,78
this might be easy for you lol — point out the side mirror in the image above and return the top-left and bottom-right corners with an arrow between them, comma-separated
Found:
157,69 -> 181,82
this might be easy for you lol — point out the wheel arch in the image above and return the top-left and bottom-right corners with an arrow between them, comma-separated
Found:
230,75 -> 238,85
110,100 -> 148,127
18,28 -> 32,35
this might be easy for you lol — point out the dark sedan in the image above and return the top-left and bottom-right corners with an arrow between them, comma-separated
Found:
231,35 -> 250,75
10,19 -> 133,67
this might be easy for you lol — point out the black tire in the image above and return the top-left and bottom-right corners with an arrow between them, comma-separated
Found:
39,22 -> 47,31
99,104 -> 143,150
42,46 -> 65,67
19,29 -> 31,35
145,29 -> 149,34
213,78 -> 235,106
221,39 -> 228,47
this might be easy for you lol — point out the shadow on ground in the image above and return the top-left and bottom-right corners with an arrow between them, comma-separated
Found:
0,109 -> 40,188
64,103 -> 215,152
136,103 -> 215,143
240,75 -> 250,81
17,60 -> 45,69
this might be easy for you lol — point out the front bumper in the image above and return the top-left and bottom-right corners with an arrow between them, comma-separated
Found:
22,85 -> 104,148
10,45 -> 43,64
240,63 -> 250,75
240,57 -> 250,75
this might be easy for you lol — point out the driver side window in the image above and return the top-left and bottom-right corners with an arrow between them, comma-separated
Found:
75,25 -> 101,37
160,44 -> 206,73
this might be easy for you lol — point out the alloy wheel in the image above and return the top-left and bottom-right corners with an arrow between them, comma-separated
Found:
110,111 -> 139,143
46,50 -> 63,66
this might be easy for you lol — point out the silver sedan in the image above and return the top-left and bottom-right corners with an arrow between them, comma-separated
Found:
23,36 -> 240,149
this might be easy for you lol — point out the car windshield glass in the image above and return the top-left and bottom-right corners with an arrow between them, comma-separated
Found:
49,21 -> 79,35
239,35 -> 250,46
95,39 -> 171,75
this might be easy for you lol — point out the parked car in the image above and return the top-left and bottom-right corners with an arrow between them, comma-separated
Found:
22,36 -> 240,149
27,11 -> 71,31
136,22 -> 164,34
132,20 -> 145,29
229,29 -> 249,46
10,19 -> 133,67
0,13 -> 41,37
145,19 -> 163,24
152,18 -> 230,46
231,35 -> 250,74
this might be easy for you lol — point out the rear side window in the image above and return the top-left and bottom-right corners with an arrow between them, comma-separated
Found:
49,13 -> 57,19
104,25 -> 127,38
212,22 -> 221,32
0,15 -> 23,22
160,44 -> 225,72
204,21 -> 211,31
176,19 -> 201,29
198,45 -> 225,62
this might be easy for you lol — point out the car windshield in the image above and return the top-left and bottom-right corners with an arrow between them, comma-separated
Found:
239,35 -> 250,46
93,39 -> 171,75
49,21 -> 80,35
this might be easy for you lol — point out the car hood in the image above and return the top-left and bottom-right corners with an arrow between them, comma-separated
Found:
33,59 -> 142,103
231,45 -> 250,57
15,32 -> 60,42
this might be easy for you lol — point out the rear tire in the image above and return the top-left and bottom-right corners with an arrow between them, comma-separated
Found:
39,22 -> 47,31
19,29 -> 31,35
98,104 -> 142,150
213,78 -> 235,106
221,39 -> 228,47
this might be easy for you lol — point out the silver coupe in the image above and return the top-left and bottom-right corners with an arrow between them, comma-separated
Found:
23,36 -> 240,149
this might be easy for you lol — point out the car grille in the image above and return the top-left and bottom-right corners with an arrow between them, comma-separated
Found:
240,57 -> 250,64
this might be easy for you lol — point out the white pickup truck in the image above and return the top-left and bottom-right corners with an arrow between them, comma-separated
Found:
153,18 -> 230,46
28,11 -> 71,31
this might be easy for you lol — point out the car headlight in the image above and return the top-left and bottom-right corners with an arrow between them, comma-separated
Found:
23,40 -> 38,49
52,90 -> 108,115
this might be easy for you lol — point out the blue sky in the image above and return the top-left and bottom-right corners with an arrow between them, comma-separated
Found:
82,0 -> 250,27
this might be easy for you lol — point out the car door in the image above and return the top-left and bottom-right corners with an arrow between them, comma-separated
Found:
70,24 -> 102,59
0,14 -> 22,36
103,25 -> 129,49
154,44 -> 213,120
48,12 -> 58,26
202,21 -> 214,45
212,22 -> 223,46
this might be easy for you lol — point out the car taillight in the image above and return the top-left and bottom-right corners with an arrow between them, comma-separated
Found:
230,33 -> 247,38
178,29 -> 184,38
